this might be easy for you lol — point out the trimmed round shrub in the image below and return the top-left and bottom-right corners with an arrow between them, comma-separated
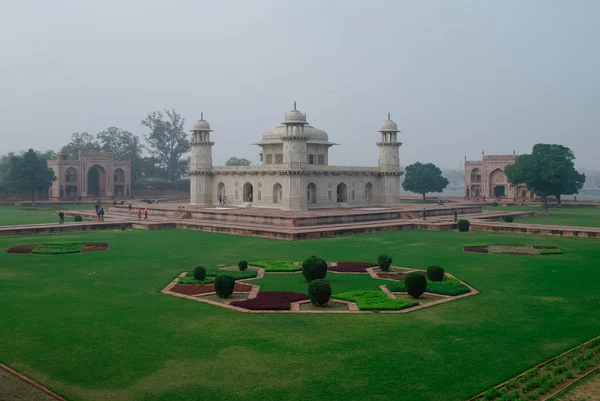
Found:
74,215 -> 83,222
302,256 -> 327,281
238,260 -> 248,271
457,219 -> 470,232
377,255 -> 393,272
308,279 -> 332,306
492,201 -> 499,207
120,223 -> 128,231
427,266 -> 445,282
503,215 -> 514,223
193,266 -> 207,281
214,275 -> 235,298
405,272 -> 427,298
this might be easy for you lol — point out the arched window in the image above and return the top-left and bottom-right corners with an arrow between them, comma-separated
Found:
470,168 -> 481,183
364,183 -> 373,201
273,183 -> 282,203
307,183 -> 317,204
65,168 -> 77,183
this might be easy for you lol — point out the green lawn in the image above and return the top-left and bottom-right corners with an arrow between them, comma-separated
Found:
484,205 -> 600,228
0,205 -> 92,226
1,229 -> 600,401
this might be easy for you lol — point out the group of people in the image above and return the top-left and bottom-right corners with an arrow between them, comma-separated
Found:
94,202 -> 105,221
127,203 -> 148,220
218,196 -> 228,207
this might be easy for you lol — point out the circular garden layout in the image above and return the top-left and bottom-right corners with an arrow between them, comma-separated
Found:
162,258 -> 478,314
463,244 -> 563,255
7,242 -> 109,254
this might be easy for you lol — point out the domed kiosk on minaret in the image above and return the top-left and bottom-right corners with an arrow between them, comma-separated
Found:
189,103 -> 403,210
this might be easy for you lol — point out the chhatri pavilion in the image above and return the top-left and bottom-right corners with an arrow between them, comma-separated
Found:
189,103 -> 403,210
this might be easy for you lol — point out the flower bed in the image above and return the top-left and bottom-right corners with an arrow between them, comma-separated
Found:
230,292 -> 308,310
32,243 -> 86,254
82,242 -> 109,252
8,242 -> 110,255
473,337 -> 600,401
178,267 -> 257,284
328,261 -> 377,273
249,260 -> 301,272
6,244 -> 38,254
387,276 -> 471,296
332,291 -> 418,311
171,282 -> 253,296
464,244 -> 563,256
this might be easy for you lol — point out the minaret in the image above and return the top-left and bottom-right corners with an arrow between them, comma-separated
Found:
189,113 -> 214,205
376,113 -> 403,205
281,101 -> 309,210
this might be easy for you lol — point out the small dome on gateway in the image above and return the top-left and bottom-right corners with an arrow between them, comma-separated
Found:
283,101 -> 307,124
191,113 -> 212,131
379,112 -> 399,132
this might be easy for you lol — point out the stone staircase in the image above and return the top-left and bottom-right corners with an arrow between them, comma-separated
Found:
172,208 -> 192,219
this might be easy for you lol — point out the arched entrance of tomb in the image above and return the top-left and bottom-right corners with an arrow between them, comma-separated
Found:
471,185 -> 482,198
336,183 -> 347,202
87,165 -> 106,197
217,182 -> 225,199
365,182 -> 373,201
489,168 -> 507,198
307,183 -> 317,204
494,185 -> 506,198
273,183 -> 282,203
243,182 -> 253,202
113,168 -> 125,197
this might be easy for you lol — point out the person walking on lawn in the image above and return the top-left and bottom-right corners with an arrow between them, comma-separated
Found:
144,208 -> 148,221
58,210 -> 65,224
137,208 -> 142,221
100,208 -> 105,221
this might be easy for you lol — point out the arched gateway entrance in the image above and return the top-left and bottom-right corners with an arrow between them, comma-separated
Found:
336,183 -> 347,202
87,165 -> 106,197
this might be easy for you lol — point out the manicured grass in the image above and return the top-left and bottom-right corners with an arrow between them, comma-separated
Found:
333,290 -> 418,310
178,267 -> 257,284
1,229 -> 600,401
249,260 -> 301,272
484,205 -> 600,228
387,276 -> 471,296
0,204 -> 92,226
250,270 -> 390,293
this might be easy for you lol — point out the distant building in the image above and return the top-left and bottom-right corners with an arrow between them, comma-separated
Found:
47,151 -> 131,200
464,153 -> 533,200
188,103 -> 404,210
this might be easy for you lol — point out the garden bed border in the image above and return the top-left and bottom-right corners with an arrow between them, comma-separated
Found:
161,264 -> 479,314
0,363 -> 67,401
465,334 -> 600,401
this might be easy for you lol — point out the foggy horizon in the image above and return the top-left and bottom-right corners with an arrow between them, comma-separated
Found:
1,0 -> 598,170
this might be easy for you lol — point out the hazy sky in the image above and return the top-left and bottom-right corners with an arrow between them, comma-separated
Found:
1,0 -> 598,169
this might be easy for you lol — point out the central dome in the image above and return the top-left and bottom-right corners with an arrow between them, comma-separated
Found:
261,124 -> 329,142
282,101 -> 307,124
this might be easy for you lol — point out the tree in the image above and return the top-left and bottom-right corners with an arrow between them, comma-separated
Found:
402,162 -> 449,201
505,144 -> 585,215
97,127 -> 144,181
555,168 -> 586,205
225,157 -> 252,166
6,149 -> 56,203
141,110 -> 190,183
60,132 -> 101,159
